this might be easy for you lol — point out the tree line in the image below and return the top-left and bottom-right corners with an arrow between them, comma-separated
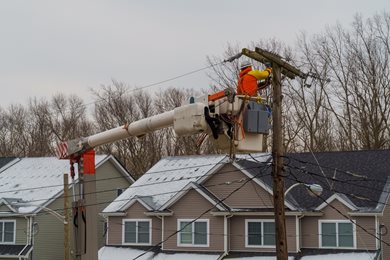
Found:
0,12 -> 389,177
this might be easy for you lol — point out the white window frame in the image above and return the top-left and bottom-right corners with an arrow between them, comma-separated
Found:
0,220 -> 16,245
245,219 -> 276,248
122,219 -> 152,246
177,219 -> 209,247
319,220 -> 357,249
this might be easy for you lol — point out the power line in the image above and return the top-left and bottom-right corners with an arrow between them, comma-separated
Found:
287,170 -> 390,247
9,162 -> 269,205
14,162 -> 273,219
0,153 -> 270,195
131,162 -> 272,260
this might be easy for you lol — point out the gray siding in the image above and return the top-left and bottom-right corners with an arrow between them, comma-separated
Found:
107,201 -> 161,246
0,205 -> 12,212
34,194 -> 67,260
163,189 -> 224,252
204,164 -> 273,208
32,158 -> 132,260
95,159 -> 132,247
0,217 -> 28,245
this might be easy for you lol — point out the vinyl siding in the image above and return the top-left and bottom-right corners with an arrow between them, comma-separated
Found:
203,164 -> 273,208
32,159 -> 132,260
34,194 -> 67,260
0,205 -> 12,212
301,200 -> 376,250
107,201 -> 161,246
163,189 -> 224,252
95,159 -> 132,247
0,217 -> 27,245
229,215 -> 297,252
379,195 -> 390,259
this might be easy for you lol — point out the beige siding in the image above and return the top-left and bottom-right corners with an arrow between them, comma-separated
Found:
107,201 -> 161,246
229,216 -> 297,253
301,200 -> 376,250
204,164 -> 273,208
163,189 -> 224,252
380,195 -> 390,259
95,159 -> 132,247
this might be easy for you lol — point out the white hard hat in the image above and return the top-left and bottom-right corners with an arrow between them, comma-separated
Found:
240,60 -> 252,70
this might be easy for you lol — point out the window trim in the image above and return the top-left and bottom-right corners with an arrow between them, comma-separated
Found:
122,219 -> 152,246
177,219 -> 210,247
0,219 -> 16,245
319,220 -> 356,249
245,219 -> 276,248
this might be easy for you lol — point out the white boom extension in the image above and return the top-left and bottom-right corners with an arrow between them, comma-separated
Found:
56,92 -> 270,159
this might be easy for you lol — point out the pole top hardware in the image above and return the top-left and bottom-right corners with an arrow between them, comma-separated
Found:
241,48 -> 307,80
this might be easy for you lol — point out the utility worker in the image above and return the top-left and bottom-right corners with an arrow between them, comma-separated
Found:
237,60 -> 272,96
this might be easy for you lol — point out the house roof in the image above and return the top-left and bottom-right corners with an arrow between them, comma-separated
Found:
0,155 -> 131,215
103,154 -> 228,213
0,244 -> 33,258
238,150 -> 390,212
103,153 -> 275,214
0,157 -> 17,172
286,150 -> 390,212
104,150 -> 390,215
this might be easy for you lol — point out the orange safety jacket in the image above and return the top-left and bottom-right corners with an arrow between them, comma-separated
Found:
237,67 -> 272,96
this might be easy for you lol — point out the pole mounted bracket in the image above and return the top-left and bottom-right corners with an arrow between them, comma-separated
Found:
241,48 -> 307,80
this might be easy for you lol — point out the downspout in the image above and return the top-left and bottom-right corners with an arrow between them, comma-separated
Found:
297,214 -> 304,253
106,216 -> 109,246
24,216 -> 29,245
161,216 -> 164,251
218,214 -> 233,260
30,216 -> 34,260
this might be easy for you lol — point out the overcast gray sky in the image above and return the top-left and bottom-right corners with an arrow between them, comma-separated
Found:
0,0 -> 389,107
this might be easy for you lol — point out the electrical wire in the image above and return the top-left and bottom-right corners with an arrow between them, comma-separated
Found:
131,162 -> 272,260
0,153 -> 271,195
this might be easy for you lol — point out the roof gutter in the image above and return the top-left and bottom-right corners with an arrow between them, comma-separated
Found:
144,211 -> 173,217
99,212 -> 127,217
348,212 -> 383,217
210,211 -> 323,217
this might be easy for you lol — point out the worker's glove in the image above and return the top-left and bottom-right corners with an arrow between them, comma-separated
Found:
265,67 -> 272,75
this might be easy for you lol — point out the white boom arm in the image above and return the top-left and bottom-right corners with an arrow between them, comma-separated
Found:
56,94 -> 270,159
56,103 -> 207,159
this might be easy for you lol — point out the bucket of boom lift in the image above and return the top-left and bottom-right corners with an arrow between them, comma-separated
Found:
235,100 -> 271,153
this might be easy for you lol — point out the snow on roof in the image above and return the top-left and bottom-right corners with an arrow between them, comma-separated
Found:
103,154 -> 227,213
0,155 -> 107,214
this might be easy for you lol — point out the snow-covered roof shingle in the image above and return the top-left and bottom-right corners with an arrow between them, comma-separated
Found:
103,154 -> 228,213
0,155 -> 107,214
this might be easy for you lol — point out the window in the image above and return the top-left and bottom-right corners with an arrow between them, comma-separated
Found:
178,219 -> 209,246
122,219 -> 151,245
0,220 -> 15,244
246,220 -> 275,247
319,220 -> 355,248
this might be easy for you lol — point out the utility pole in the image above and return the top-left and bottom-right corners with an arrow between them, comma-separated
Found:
242,47 -> 307,260
271,63 -> 288,259
64,174 -> 70,260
